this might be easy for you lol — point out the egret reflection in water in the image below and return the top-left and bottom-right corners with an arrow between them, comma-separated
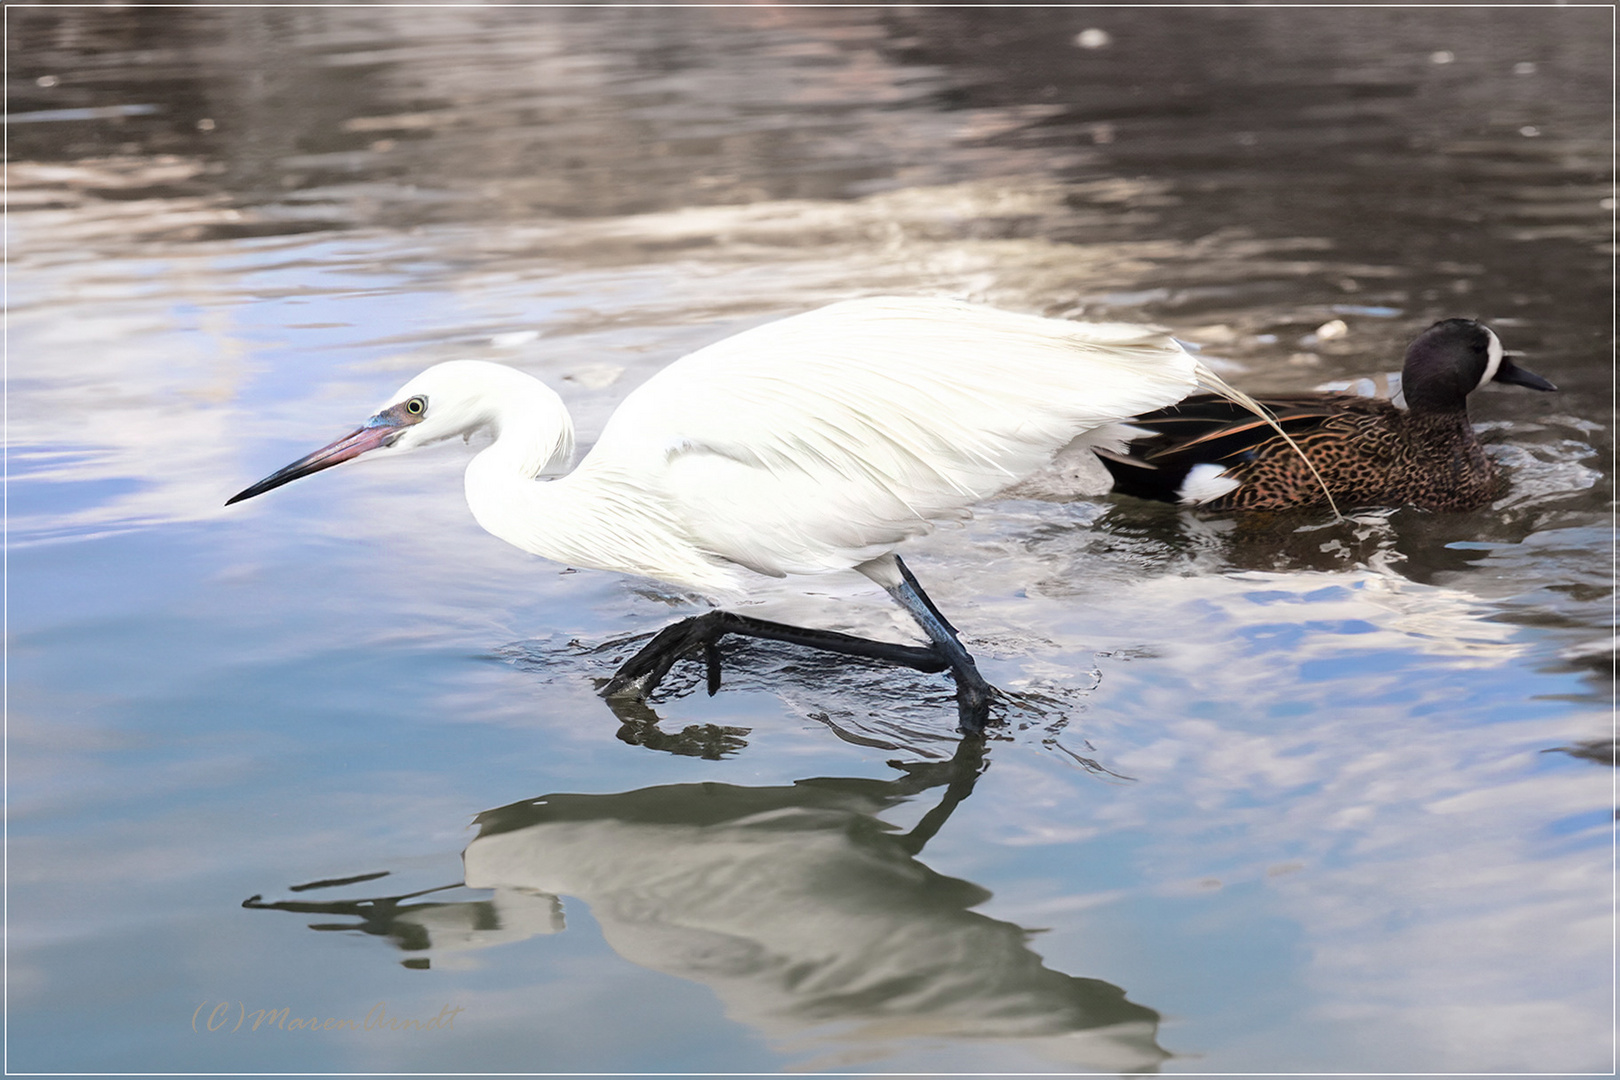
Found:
247,740 -> 1167,1072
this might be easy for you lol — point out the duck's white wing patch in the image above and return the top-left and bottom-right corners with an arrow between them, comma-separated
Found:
1177,462 -> 1242,505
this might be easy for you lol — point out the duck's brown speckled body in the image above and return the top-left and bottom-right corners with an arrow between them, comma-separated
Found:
1097,319 -> 1557,512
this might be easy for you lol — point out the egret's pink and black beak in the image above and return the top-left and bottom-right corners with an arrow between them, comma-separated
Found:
227,402 -> 416,506
1494,354 -> 1557,392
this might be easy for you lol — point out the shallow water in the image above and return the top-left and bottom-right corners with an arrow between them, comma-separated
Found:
8,6 -> 1613,1074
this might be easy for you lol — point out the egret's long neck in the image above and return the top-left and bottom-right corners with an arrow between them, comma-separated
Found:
462,379 -> 577,552
477,381 -> 575,483
461,385 -> 738,594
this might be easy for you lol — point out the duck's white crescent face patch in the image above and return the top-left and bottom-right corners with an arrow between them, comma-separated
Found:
1477,327 -> 1504,390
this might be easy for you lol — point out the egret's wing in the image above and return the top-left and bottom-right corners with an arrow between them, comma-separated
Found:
584,297 -> 1202,577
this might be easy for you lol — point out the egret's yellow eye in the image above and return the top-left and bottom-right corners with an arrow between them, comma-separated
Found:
406,396 -> 426,416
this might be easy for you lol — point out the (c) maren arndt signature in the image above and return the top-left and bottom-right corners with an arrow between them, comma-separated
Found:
192,1001 -> 463,1035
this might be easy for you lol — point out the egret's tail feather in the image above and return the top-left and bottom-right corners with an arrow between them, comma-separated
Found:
1191,362 -> 1343,520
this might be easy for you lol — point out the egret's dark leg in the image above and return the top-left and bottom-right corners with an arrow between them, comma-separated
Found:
884,555 -> 995,735
600,610 -> 949,701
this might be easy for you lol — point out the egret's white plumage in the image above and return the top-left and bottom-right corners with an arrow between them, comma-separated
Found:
230,295 -> 1231,730
382,297 -> 1207,593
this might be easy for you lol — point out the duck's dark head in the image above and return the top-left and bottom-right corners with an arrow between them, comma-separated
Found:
1400,318 -> 1556,413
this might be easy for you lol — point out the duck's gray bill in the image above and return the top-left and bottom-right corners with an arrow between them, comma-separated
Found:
227,418 -> 400,505
1494,356 -> 1557,392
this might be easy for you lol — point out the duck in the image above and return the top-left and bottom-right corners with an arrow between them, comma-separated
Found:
1094,318 -> 1556,512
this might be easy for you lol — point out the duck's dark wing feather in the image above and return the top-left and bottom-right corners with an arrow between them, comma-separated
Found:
1096,392 -> 1389,504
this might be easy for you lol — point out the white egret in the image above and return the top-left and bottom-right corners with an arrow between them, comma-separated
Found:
228,296 -> 1259,732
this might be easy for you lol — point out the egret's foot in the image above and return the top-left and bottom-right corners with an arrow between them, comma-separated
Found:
951,664 -> 998,736
600,612 -> 727,701
600,610 -> 1000,735
600,610 -> 951,703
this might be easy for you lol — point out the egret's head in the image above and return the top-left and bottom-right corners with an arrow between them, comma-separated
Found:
226,360 -> 570,506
